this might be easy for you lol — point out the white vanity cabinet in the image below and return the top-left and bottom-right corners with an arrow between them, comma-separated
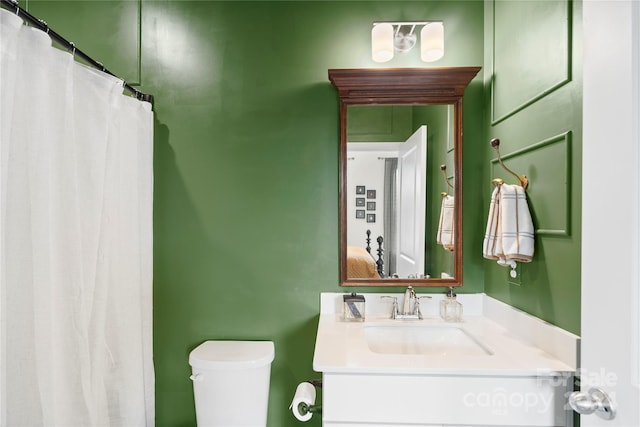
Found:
313,293 -> 579,427
321,373 -> 573,426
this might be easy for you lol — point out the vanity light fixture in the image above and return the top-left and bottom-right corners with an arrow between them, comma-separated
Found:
371,21 -> 444,63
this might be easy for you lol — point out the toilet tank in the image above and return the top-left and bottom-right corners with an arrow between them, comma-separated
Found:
189,340 -> 275,427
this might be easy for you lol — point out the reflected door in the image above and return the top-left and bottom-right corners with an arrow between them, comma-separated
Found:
397,126 -> 427,278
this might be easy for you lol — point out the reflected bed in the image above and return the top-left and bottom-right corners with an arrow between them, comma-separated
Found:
346,246 -> 380,279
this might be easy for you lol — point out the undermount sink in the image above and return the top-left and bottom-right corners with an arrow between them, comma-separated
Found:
364,323 -> 493,356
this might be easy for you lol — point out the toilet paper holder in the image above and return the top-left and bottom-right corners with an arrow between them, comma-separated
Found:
291,379 -> 322,420
300,380 -> 321,415
296,401 -> 321,416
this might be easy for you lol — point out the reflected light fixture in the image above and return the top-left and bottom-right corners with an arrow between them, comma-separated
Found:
371,21 -> 444,63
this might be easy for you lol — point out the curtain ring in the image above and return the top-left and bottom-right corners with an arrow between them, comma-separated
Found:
38,19 -> 49,33
68,42 -> 76,57
10,0 -> 19,17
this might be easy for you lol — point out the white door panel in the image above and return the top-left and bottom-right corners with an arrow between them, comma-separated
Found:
580,1 -> 640,426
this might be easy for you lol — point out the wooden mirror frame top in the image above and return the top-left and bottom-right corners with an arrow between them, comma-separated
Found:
329,67 -> 481,287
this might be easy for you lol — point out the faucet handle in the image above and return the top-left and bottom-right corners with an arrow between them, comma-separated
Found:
413,296 -> 431,320
381,296 -> 399,319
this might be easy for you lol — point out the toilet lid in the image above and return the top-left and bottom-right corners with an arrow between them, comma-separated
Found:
189,340 -> 275,369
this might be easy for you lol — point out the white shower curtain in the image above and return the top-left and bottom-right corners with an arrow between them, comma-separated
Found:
0,9 -> 154,427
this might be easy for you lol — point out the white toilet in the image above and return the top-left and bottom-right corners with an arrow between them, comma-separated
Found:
189,340 -> 275,427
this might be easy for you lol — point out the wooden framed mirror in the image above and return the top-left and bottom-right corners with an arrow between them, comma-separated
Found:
329,67 -> 480,287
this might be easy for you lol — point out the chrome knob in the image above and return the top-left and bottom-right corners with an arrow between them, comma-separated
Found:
568,388 -> 616,420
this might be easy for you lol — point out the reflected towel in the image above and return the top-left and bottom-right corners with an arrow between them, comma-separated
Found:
437,195 -> 455,251
483,184 -> 534,266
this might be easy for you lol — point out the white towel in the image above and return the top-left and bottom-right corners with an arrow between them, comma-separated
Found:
483,183 -> 534,267
437,195 -> 455,251
482,186 -> 502,260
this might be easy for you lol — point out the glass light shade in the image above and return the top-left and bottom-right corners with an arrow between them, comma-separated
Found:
372,23 -> 394,63
421,22 -> 444,62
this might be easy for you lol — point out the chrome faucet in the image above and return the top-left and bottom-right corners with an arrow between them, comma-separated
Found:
382,286 -> 430,320
402,286 -> 416,315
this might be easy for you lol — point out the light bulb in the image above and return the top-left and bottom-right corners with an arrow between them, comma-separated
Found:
372,23 -> 394,63
421,22 -> 444,62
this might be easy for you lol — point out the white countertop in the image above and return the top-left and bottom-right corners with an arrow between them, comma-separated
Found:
312,293 -> 579,377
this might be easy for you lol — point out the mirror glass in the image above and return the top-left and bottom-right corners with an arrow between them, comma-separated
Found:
345,105 -> 455,281
329,68 -> 480,287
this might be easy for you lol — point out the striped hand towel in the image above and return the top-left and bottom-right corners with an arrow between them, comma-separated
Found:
483,183 -> 534,265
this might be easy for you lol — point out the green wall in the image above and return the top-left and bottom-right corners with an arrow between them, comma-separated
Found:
142,3 -> 483,425
20,0 -> 581,425
418,105 -> 457,278
482,0 -> 582,335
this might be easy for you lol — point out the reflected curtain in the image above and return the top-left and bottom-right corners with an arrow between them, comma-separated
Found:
0,9 -> 154,426
383,158 -> 398,277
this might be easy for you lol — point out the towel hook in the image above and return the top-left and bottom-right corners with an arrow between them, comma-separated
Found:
490,138 -> 529,190
440,164 -> 454,197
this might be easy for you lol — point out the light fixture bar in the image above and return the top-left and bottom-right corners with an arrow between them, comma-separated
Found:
371,21 -> 445,63
373,21 -> 441,26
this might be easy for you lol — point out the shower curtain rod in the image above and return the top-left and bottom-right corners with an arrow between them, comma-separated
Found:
1,0 -> 154,104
